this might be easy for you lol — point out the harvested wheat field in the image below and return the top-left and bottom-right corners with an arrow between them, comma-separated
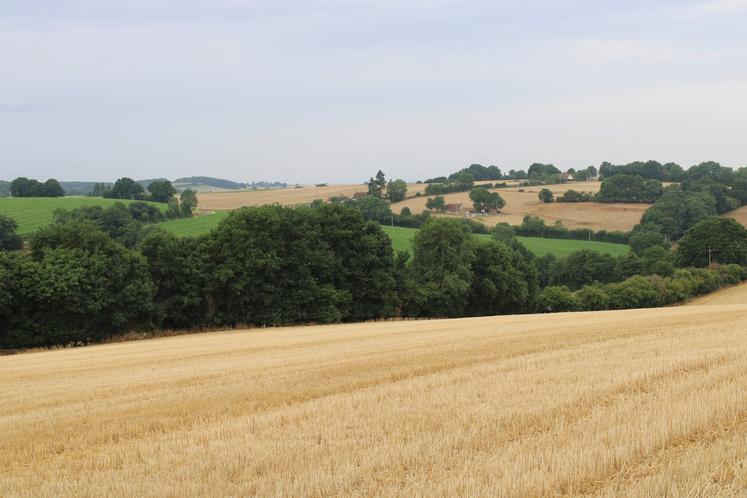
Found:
3,300 -> 747,497
688,282 -> 747,305
392,183 -> 648,232
196,181 -> 648,232
198,183 -> 432,211
726,205 -> 747,228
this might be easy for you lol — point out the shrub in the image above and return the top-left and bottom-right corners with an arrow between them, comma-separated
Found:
538,189 -> 554,203
575,285 -> 610,311
491,223 -> 516,244
606,276 -> 662,309
539,286 -> 579,312
629,230 -> 667,254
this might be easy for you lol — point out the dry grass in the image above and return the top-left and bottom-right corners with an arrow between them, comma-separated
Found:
3,293 -> 747,497
687,282 -> 747,305
392,182 -> 651,232
196,181 -> 650,232
197,181 -> 502,211
725,205 -> 747,228
198,183 -> 432,211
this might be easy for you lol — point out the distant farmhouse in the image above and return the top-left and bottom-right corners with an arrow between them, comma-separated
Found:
444,202 -> 463,214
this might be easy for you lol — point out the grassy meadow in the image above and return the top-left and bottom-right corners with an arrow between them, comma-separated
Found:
2,286 -> 746,497
0,197 -> 166,236
160,215 -> 629,257
159,211 -> 230,236
381,225 -> 630,257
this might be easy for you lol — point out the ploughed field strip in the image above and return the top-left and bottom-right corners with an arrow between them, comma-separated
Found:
2,297 -> 747,496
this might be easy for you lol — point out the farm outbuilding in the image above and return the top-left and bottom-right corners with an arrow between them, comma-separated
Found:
444,202 -> 463,214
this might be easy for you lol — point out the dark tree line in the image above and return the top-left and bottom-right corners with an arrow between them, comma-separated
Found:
2,200 -> 744,349
596,174 -> 664,203
3,160 -> 747,349
599,160 -> 685,182
425,164 -> 533,184
539,266 -> 745,313
449,164 -> 503,181
9,177 -> 65,197
0,204 -> 401,348
424,173 -> 475,195
0,205 -> 539,348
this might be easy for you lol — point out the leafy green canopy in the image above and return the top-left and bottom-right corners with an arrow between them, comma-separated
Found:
205,203 -> 397,325
402,218 -> 537,317
469,187 -> 505,212
147,180 -> 177,203
676,217 -> 747,267
10,177 -> 65,197
597,174 -> 663,203
0,222 -> 154,348
0,214 -> 23,251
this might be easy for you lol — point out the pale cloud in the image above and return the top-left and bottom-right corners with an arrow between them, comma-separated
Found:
679,0 -> 747,17
0,1 -> 746,182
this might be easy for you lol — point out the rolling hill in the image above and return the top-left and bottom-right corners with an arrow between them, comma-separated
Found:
172,176 -> 249,192
2,300 -> 746,497
0,197 -> 167,236
196,181 -> 650,233
391,181 -> 649,232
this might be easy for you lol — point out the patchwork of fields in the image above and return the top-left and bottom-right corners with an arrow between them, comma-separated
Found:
2,283 -> 746,497
391,182 -> 651,233
0,196 -> 631,257
195,181 -> 653,233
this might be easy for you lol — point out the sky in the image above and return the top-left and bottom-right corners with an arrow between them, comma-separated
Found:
1,0 -> 747,184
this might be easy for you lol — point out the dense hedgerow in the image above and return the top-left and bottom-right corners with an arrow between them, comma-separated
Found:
537,265 -> 747,314
1,199 -> 746,348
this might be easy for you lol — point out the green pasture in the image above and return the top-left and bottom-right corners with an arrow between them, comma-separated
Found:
381,225 -> 629,257
0,197 -> 167,236
159,211 -> 230,236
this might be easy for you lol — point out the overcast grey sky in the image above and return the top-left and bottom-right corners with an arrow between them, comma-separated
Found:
1,0 -> 746,183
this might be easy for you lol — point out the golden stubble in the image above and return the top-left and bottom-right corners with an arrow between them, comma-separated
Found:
2,291 -> 747,497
